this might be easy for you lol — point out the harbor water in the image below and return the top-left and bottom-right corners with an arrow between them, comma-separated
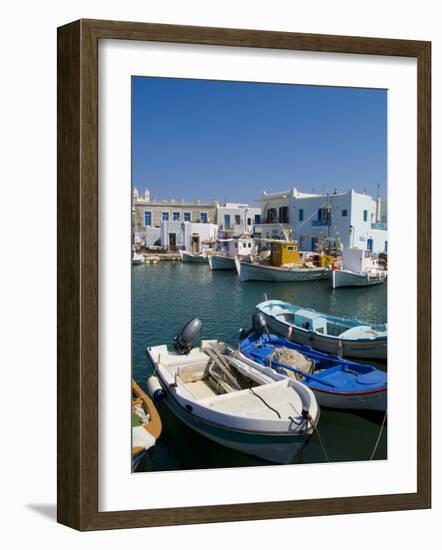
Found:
132,262 -> 387,472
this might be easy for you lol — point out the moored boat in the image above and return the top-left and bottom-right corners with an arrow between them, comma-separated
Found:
235,237 -> 330,282
239,314 -> 387,411
332,248 -> 387,288
208,254 -> 236,270
146,320 -> 319,464
332,269 -> 386,288
236,258 -> 327,282
208,235 -> 254,271
132,252 -> 144,265
256,299 -> 387,360
179,250 -> 209,264
132,380 -> 162,470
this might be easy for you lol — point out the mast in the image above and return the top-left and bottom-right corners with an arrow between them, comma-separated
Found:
327,192 -> 331,255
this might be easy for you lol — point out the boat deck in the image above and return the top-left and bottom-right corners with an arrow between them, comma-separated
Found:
202,380 -> 303,419
185,380 -> 217,399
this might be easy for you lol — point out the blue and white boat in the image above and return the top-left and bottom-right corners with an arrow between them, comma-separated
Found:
256,300 -> 387,360
146,321 -> 319,464
239,314 -> 387,411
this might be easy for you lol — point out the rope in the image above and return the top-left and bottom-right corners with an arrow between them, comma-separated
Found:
308,414 -> 330,462
370,411 -> 387,460
314,424 -> 330,462
248,384 -> 281,418
151,352 -> 161,377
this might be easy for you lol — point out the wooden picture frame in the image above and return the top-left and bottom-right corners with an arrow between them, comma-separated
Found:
57,19 -> 431,531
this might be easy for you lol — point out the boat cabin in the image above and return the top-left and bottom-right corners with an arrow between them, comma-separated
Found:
291,309 -> 327,334
271,240 -> 301,267
342,248 -> 378,273
216,237 -> 254,258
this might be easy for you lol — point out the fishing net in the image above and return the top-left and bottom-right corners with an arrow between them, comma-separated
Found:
269,347 -> 313,380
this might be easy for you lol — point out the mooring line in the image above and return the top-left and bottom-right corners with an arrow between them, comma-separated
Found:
308,414 -> 330,463
370,411 -> 387,460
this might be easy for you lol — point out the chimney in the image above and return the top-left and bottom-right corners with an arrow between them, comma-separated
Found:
376,196 -> 382,223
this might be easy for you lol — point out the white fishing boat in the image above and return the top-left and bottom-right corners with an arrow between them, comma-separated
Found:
332,248 -> 387,289
146,321 -> 319,464
132,252 -> 144,265
208,254 -> 235,270
179,250 -> 209,264
256,300 -> 387,360
235,238 -> 330,282
208,236 -> 254,271
236,259 -> 327,282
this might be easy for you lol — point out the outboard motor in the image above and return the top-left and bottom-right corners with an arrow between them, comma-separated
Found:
239,312 -> 269,341
174,318 -> 202,355
252,312 -> 268,337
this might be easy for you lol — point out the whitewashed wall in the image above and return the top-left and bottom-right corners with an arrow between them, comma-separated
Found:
160,221 -> 217,250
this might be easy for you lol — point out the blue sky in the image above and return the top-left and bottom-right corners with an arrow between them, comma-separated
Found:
132,77 -> 387,204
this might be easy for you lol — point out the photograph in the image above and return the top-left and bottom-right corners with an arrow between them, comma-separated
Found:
130,76 -> 388,473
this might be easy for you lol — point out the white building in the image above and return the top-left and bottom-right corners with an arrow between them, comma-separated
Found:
143,227 -> 161,247
216,202 -> 261,236
160,220 -> 218,252
255,187 -> 388,255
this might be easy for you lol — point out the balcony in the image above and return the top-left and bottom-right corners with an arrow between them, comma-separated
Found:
371,222 -> 387,230
311,220 -> 329,227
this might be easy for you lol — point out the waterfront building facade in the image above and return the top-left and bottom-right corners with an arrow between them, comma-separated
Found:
160,220 -> 218,252
133,188 -> 219,246
216,202 -> 261,236
255,187 -> 388,255
133,188 -> 262,247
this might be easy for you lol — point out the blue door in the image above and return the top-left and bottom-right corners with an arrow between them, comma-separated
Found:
367,238 -> 373,253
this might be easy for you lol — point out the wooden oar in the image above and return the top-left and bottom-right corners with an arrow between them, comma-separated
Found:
205,345 -> 242,391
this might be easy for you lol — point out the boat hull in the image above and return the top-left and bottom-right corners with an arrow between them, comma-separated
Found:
208,254 -> 236,270
180,250 -> 208,264
240,336 -> 387,412
161,388 -> 308,464
311,387 -> 387,411
132,449 -> 148,471
131,381 -> 162,471
332,269 -> 386,288
236,258 -> 326,282
261,310 -> 387,360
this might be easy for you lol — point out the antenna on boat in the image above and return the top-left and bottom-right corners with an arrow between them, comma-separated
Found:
263,293 -> 268,302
